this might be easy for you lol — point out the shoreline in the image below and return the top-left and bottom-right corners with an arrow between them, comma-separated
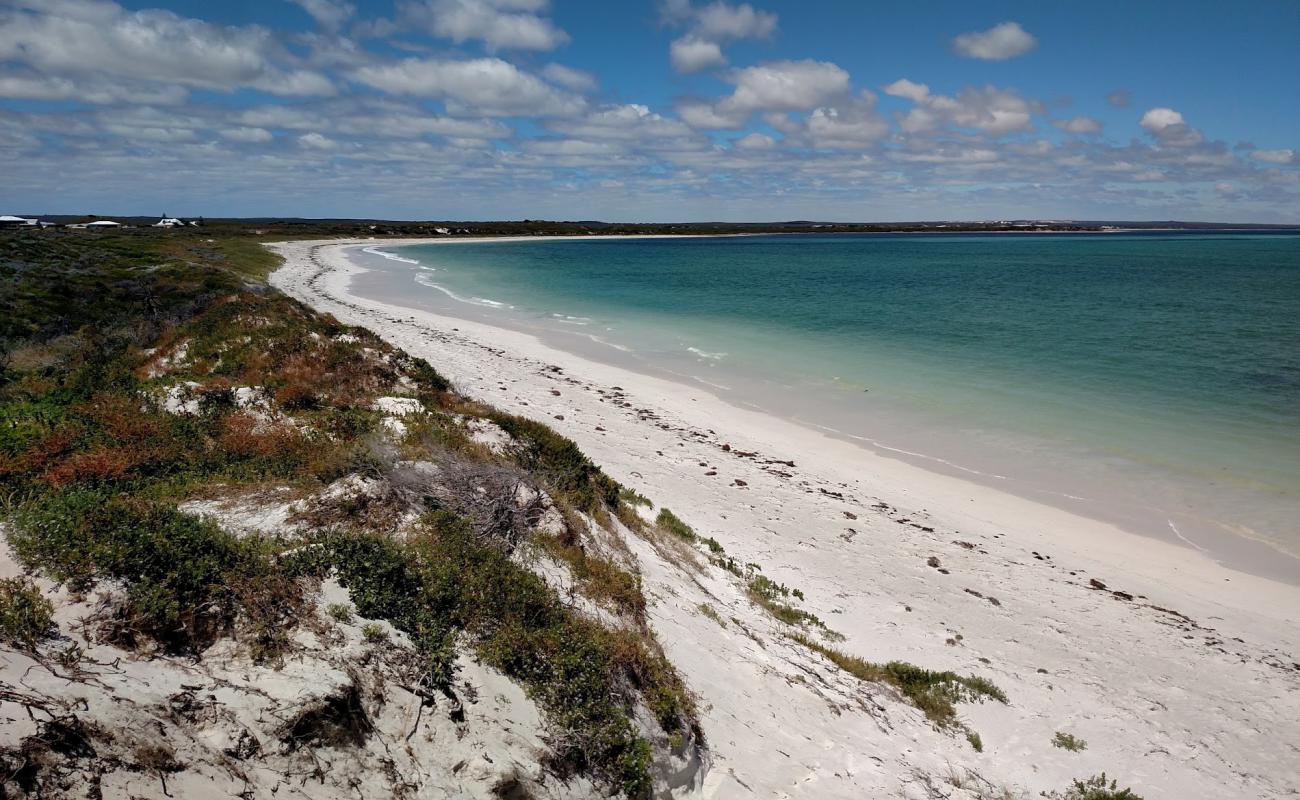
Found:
355,234 -> 1300,584
270,237 -> 1300,799
273,236 -> 1300,606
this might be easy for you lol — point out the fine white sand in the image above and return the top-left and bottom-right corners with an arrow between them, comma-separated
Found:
271,237 -> 1300,799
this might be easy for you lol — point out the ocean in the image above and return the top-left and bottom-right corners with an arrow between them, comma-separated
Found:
349,232 -> 1300,582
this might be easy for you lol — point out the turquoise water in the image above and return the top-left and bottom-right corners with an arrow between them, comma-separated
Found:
352,233 -> 1300,580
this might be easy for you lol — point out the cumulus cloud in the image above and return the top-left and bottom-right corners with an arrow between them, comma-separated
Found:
298,131 -> 338,149
692,1 -> 778,39
726,60 -> 849,112
220,126 -> 274,143
235,98 -> 511,141
0,0 -> 334,97
677,60 -> 850,129
399,0 -> 568,51
887,80 -> 1037,136
734,132 -> 776,150
290,0 -> 355,32
1140,107 -> 1204,147
662,1 -> 777,73
1053,115 -> 1103,134
351,57 -> 585,117
883,78 -> 930,103
541,63 -> 597,92
952,21 -> 1037,61
1250,148 -> 1297,165
670,37 -> 727,73
547,104 -> 693,141
0,72 -> 189,105
803,95 -> 890,149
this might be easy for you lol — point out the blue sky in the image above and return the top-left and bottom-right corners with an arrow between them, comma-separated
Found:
1,0 -> 1297,221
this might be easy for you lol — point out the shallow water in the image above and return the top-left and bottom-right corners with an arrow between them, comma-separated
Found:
349,232 -> 1300,582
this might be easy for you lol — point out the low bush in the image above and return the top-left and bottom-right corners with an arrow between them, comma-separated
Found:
1052,731 -> 1088,752
0,577 -> 55,649
1043,773 -> 1143,800
536,535 -> 646,620
291,511 -> 695,798
655,508 -> 696,542
619,488 -> 652,508
8,491 -> 300,654
788,632 -> 1006,728
489,412 -> 619,512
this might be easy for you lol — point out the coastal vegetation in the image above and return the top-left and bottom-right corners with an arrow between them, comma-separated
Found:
0,577 -> 53,650
0,228 -> 697,797
787,631 -> 1007,730
1043,774 -> 1143,800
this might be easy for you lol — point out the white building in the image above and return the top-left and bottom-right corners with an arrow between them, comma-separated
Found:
84,220 -> 123,229
0,215 -> 36,228
153,216 -> 185,228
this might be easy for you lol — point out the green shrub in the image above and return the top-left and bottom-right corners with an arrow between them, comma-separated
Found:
1043,773 -> 1143,800
9,491 -> 299,654
966,731 -> 983,752
537,535 -> 646,620
490,412 -> 619,512
292,512 -> 695,798
327,603 -> 353,623
0,577 -> 55,649
788,632 -> 1006,728
655,508 -> 696,542
1053,731 -> 1088,752
618,488 -> 652,508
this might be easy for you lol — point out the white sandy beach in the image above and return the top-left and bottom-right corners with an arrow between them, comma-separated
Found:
270,237 -> 1300,799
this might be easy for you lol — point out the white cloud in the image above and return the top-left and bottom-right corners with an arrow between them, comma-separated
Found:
676,60 -> 850,130
725,60 -> 850,114
889,81 -> 1036,136
298,131 -> 338,149
220,126 -> 274,143
523,139 -> 622,156
548,104 -> 692,141
693,1 -> 778,40
952,21 -> 1037,61
0,72 -> 189,105
399,0 -> 569,51
670,36 -> 727,73
676,99 -> 746,129
0,0 -> 334,97
1053,115 -> 1102,134
883,78 -> 930,103
541,63 -> 597,92
1140,107 -> 1203,147
1106,89 -> 1131,108
805,96 -> 890,149
351,57 -> 586,117
1140,107 -> 1184,131
1251,148 -> 1297,165
290,0 -> 355,31
734,132 -> 776,150
253,69 -> 337,97
237,99 -> 511,140
661,2 -> 776,73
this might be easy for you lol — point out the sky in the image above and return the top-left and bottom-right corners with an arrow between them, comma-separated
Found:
1,0 -> 1298,222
